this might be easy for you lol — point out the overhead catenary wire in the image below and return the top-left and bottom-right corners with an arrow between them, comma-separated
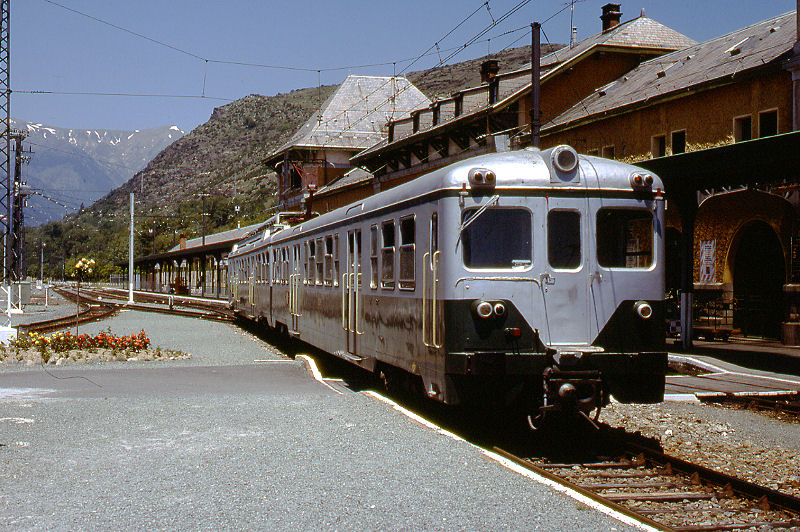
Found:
315,0 -> 539,148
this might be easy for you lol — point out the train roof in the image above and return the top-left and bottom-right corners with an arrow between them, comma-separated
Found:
231,147 -> 662,255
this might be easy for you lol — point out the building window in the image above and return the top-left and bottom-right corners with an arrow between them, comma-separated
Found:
651,135 -> 666,157
432,104 -> 440,126
734,115 -> 752,142
759,109 -> 778,138
381,221 -> 395,289
370,225 -> 378,289
412,113 -> 420,133
587,148 -> 599,156
602,145 -> 615,159
399,216 -> 415,290
671,130 -> 686,154
454,94 -> 463,117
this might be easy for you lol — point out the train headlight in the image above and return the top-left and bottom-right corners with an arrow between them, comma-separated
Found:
468,168 -> 496,189
474,300 -> 494,319
551,145 -> 579,173
493,302 -> 506,317
630,172 -> 654,190
634,300 -> 653,319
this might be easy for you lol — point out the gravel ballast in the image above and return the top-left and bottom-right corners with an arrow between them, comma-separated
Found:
602,401 -> 800,497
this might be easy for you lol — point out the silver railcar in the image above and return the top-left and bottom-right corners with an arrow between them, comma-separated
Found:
228,146 -> 667,419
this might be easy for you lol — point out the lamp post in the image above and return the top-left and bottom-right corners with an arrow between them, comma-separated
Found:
74,257 -> 94,335
39,242 -> 45,284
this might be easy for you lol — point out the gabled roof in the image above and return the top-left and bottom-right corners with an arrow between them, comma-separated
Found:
352,14 -> 695,164
544,11 -> 796,132
526,15 -> 696,73
269,75 -> 430,159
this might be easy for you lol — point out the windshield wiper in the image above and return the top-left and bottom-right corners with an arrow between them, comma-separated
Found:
456,194 -> 500,247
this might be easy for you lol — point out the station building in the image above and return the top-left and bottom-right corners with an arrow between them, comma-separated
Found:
347,3 -> 695,193
340,3 -> 800,343
265,74 -> 430,212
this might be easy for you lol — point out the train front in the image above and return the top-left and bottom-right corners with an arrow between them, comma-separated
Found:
439,146 -> 667,421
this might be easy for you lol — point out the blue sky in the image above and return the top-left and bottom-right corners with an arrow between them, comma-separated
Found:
15,0 -> 797,132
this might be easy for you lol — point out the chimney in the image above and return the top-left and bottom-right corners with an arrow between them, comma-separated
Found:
480,59 -> 500,83
600,3 -> 622,32
179,233 -> 186,250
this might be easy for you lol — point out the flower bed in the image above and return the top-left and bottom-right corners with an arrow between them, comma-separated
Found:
0,329 -> 190,365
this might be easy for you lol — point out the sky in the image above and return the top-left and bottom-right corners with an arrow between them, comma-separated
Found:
14,0 -> 798,133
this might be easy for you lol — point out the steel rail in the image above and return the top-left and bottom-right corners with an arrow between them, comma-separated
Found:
494,442 -> 800,532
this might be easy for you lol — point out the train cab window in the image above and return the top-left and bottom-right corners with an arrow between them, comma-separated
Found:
596,209 -> 654,268
324,236 -> 334,286
381,221 -> 395,289
462,208 -> 532,269
399,216 -> 415,290
548,211 -> 581,269
370,225 -> 378,289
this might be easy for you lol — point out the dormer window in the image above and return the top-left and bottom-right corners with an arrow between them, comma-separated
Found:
432,104 -> 440,126
388,123 -> 395,143
412,112 -> 420,133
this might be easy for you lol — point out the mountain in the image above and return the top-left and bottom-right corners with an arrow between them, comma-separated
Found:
27,45 -> 558,278
15,119 -> 184,225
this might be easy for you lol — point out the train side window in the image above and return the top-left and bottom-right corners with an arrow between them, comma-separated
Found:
306,240 -> 314,284
333,235 -> 340,287
430,212 -> 438,253
462,208 -> 531,269
381,221 -> 395,289
596,209 -> 654,268
370,225 -> 378,289
316,238 -> 324,285
548,211 -> 581,269
399,216 -> 415,290
324,236 -> 334,286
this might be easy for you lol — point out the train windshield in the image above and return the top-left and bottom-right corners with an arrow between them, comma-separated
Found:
462,208 -> 532,269
596,208 -> 654,268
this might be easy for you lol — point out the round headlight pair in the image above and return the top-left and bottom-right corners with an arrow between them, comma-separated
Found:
475,300 -> 506,319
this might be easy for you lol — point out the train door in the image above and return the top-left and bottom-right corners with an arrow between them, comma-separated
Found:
289,244 -> 302,334
342,229 -> 362,354
542,203 -> 590,345
423,212 -> 441,348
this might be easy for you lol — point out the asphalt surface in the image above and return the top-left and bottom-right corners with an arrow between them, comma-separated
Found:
0,309 -> 639,531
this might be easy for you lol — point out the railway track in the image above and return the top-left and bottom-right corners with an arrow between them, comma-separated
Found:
73,287 -> 234,323
18,288 -> 117,334
495,438 -> 800,531
18,287 -> 233,334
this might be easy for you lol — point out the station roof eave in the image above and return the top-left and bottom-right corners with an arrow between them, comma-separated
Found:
638,130 -> 800,199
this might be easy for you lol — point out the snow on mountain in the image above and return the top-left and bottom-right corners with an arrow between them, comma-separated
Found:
13,119 -> 185,225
